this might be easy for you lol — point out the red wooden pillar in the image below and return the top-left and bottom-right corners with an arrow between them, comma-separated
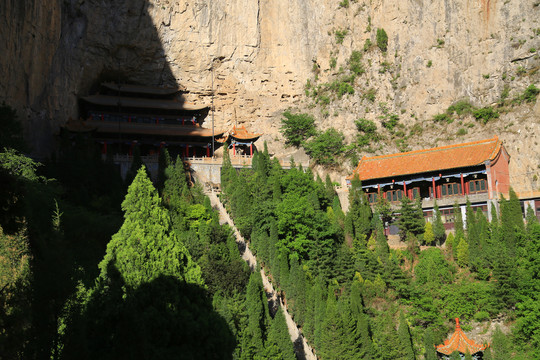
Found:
250,143 -> 253,157
233,143 -> 236,155
403,181 -> 408,199
206,146 -> 210,157
460,173 -> 465,195
186,144 -> 190,157
156,118 -> 159,125
182,119 -> 185,125
432,177 -> 436,199
377,184 -> 381,195
437,185 -> 442,198
466,180 -> 470,195
101,114 -> 104,121
129,141 -> 134,156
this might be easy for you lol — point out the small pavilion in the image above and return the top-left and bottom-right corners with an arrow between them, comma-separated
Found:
227,125 -> 262,157
436,319 -> 488,359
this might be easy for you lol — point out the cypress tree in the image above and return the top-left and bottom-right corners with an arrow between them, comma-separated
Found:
240,272 -> 267,360
325,174 -> 336,205
265,308 -> 295,360
156,147 -> 171,192
398,196 -> 424,241
345,176 -> 373,242
397,312 -> 416,360
456,237 -> 469,267
453,202 -> 464,240
433,201 -> 446,245
526,204 -> 539,234
99,166 -> 203,287
423,329 -> 437,360
350,280 -> 374,359
483,347 -> 493,360
424,222 -> 435,245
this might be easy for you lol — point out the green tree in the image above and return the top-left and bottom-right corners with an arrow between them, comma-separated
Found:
453,202 -> 464,240
433,201 -> 446,245
423,329 -> 438,360
265,308 -> 295,360
345,176 -> 372,242
281,111 -> 316,147
397,312 -> 416,360
240,272 -> 267,360
304,128 -> 345,166
456,237 -> 470,267
99,166 -> 203,287
424,221 -> 435,245
398,196 -> 424,241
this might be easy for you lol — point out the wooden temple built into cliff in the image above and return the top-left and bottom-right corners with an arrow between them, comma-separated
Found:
436,318 -> 488,359
64,82 -> 226,158
62,82 -> 264,179
347,137 -> 512,232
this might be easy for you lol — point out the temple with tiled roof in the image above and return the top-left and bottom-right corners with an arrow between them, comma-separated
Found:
63,82 -> 226,159
436,319 -> 488,359
347,137 -> 510,231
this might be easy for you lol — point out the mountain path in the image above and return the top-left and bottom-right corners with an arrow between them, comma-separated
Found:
204,187 -> 317,360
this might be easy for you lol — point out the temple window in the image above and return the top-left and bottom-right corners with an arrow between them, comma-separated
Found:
441,182 -> 462,197
387,189 -> 403,202
367,193 -> 378,204
469,179 -> 487,194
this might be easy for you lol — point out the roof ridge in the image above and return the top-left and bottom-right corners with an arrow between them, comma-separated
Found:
362,136 -> 498,162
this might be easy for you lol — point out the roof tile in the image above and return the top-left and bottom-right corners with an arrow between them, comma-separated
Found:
350,136 -> 503,181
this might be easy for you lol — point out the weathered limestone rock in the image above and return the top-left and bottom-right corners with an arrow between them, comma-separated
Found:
1,0 -> 539,190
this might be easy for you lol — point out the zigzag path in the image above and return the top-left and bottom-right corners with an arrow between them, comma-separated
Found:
203,186 -> 317,360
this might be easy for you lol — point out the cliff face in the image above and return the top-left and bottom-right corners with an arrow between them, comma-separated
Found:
1,0 -> 539,190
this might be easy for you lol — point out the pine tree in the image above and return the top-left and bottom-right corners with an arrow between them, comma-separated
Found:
483,347 -> 493,360
433,201 -> 446,245
349,281 -> 374,359
99,166 -> 203,287
163,156 -> 191,232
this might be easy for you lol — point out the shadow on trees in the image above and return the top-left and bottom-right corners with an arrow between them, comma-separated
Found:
61,267 -> 235,360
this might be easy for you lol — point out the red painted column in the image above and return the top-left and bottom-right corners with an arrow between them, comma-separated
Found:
378,184 -> 380,195
186,144 -> 190,157
460,173 -> 465,195
250,143 -> 253,157
233,143 -> 236,155
432,177 -> 436,199
466,181 -> 470,195
129,142 -> 134,156
182,119 -> 185,125
403,181 -> 408,199
206,146 -> 210,157
101,114 -> 104,121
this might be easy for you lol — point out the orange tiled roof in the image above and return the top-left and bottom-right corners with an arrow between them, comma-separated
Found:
229,125 -> 262,142
436,319 -> 488,355
349,136 -> 503,181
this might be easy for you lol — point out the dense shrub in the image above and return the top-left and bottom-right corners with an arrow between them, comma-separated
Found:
446,100 -> 474,116
348,50 -> 365,76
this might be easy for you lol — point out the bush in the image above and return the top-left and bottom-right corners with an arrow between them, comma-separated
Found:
522,84 -> 540,103
335,29 -> 348,44
382,114 -> 399,131
447,100 -> 474,116
280,112 -> 317,147
355,118 -> 377,134
364,88 -> 377,102
433,113 -> 453,123
363,38 -> 372,52
348,50 -> 364,76
376,28 -> 388,52
472,107 -> 499,124
339,0 -> 349,8
304,128 -> 345,165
